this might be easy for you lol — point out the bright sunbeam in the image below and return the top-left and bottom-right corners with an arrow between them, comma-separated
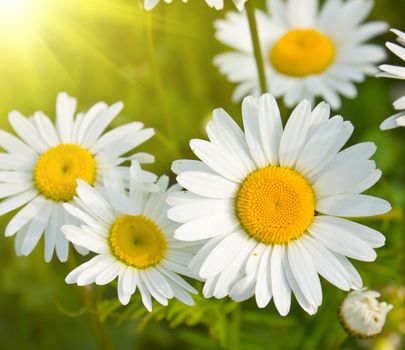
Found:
0,0 -> 35,27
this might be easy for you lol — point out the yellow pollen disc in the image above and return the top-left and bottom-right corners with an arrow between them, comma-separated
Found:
34,144 -> 96,202
109,215 -> 167,269
236,166 -> 315,245
270,29 -> 335,77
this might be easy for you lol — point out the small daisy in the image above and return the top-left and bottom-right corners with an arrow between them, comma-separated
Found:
214,0 -> 387,109
339,288 -> 393,338
0,92 -> 155,262
63,162 -> 197,309
144,0 -> 246,11
378,29 -> 405,130
168,93 -> 390,315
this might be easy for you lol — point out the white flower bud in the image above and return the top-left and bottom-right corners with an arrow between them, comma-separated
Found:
340,288 -> 393,338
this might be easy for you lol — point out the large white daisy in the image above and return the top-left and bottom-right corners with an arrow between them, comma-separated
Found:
0,92 -> 155,262
214,0 -> 387,109
167,93 -> 390,315
63,162 -> 197,309
144,0 -> 246,11
378,29 -> 405,130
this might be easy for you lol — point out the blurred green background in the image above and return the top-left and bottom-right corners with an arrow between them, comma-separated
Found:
0,0 -> 404,349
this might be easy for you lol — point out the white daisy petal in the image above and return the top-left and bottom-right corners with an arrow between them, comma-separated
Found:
242,96 -> 268,168
213,238 -> 256,299
270,245 -> 291,316
309,216 -> 377,261
255,246 -> 273,308
44,203 -> 59,263
175,215 -> 238,241
0,130 -> 38,160
313,160 -> 377,196
62,225 -> 108,253
5,196 -> 45,237
288,240 -> 322,307
300,235 -> 351,291
76,255 -> 116,286
287,0 -> 317,27
199,231 -> 248,279
135,271 -> 153,311
141,270 -> 168,306
80,102 -> 123,148
167,198 -> 232,224
210,108 -> 255,174
96,128 -> 154,159
55,206 -> 70,262
89,122 -> 144,154
190,139 -> 246,182
75,180 -> 115,224
56,92 -> 76,143
21,201 -> 52,256
99,188 -> 140,216
34,112 -> 61,147
8,111 -> 48,153
95,261 -> 122,285
170,282 -> 195,306
279,100 -> 312,167
257,93 -> 283,165
176,171 -> 238,199
172,159 -> 215,175
283,248 -> 318,315
317,194 -> 391,217
0,190 -> 38,215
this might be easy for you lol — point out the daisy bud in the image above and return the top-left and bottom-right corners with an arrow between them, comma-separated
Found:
340,288 -> 393,338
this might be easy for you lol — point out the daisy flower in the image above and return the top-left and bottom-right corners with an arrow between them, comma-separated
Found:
144,0 -> 246,11
167,93 -> 390,315
0,92 -> 155,262
63,162 -> 197,309
214,0 -> 387,109
339,288 -> 393,337
378,29 -> 405,130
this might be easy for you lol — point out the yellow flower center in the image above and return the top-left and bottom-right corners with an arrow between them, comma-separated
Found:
270,29 -> 335,77
34,144 -> 96,202
235,166 -> 315,245
109,215 -> 167,269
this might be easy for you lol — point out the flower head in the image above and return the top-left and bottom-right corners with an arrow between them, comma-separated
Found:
144,0 -> 246,11
63,162 -> 197,309
214,0 -> 387,109
340,288 -> 393,337
378,29 -> 405,130
1,92 -> 155,262
168,93 -> 390,315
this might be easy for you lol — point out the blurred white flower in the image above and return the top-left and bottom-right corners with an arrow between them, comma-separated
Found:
340,288 -> 393,337
214,0 -> 387,109
378,29 -> 405,130
168,93 -> 390,316
64,162 -> 198,309
0,92 -> 155,262
144,0 -> 246,11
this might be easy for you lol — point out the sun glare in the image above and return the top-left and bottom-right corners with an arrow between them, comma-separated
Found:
0,0 -> 34,26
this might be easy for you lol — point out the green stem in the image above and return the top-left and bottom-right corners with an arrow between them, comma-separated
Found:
83,286 -> 114,350
245,0 -> 268,94
67,256 -> 115,350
